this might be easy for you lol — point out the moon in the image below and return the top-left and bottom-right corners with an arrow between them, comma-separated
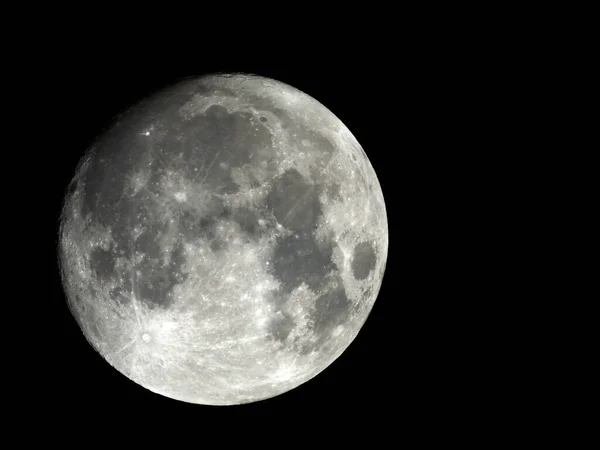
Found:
58,73 -> 388,405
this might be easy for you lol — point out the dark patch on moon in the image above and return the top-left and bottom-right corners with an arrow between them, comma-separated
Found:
294,273 -> 352,356
326,182 -> 341,201
351,241 -> 377,280
269,230 -> 335,293
135,241 -> 188,309
205,104 -> 228,118
193,83 -> 212,96
67,178 -> 78,196
311,133 -> 336,155
79,128 -> 147,224
135,228 -> 162,259
88,319 -> 102,341
259,116 -> 268,122
265,168 -> 322,231
80,157 -> 124,222
233,207 -> 261,238
309,273 -> 351,344
362,287 -> 373,303
108,218 -> 134,262
107,219 -> 190,309
210,236 -> 226,252
176,197 -> 225,242
179,209 -> 214,242
89,247 -> 116,281
268,312 -> 295,342
160,107 -> 274,195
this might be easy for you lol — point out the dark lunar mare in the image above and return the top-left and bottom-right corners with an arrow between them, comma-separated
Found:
77,89 -> 280,310
265,169 -> 322,232
310,273 -> 351,345
268,312 -> 296,342
351,241 -> 377,280
264,167 -> 352,350
270,231 -> 335,294
162,107 -> 274,195
89,247 -> 117,281
74,78 -> 358,330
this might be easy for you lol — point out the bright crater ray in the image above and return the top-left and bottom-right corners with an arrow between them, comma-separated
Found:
58,73 -> 388,405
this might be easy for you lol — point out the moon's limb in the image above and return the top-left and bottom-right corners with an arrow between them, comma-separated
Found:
58,74 -> 388,405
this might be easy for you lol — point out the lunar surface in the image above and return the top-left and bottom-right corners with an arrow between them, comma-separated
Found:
58,73 -> 388,405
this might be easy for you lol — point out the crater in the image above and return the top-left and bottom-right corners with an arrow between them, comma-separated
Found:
259,116 -> 268,122
351,241 -> 377,280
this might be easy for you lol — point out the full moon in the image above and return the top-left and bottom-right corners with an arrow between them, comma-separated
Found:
58,73 -> 388,405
